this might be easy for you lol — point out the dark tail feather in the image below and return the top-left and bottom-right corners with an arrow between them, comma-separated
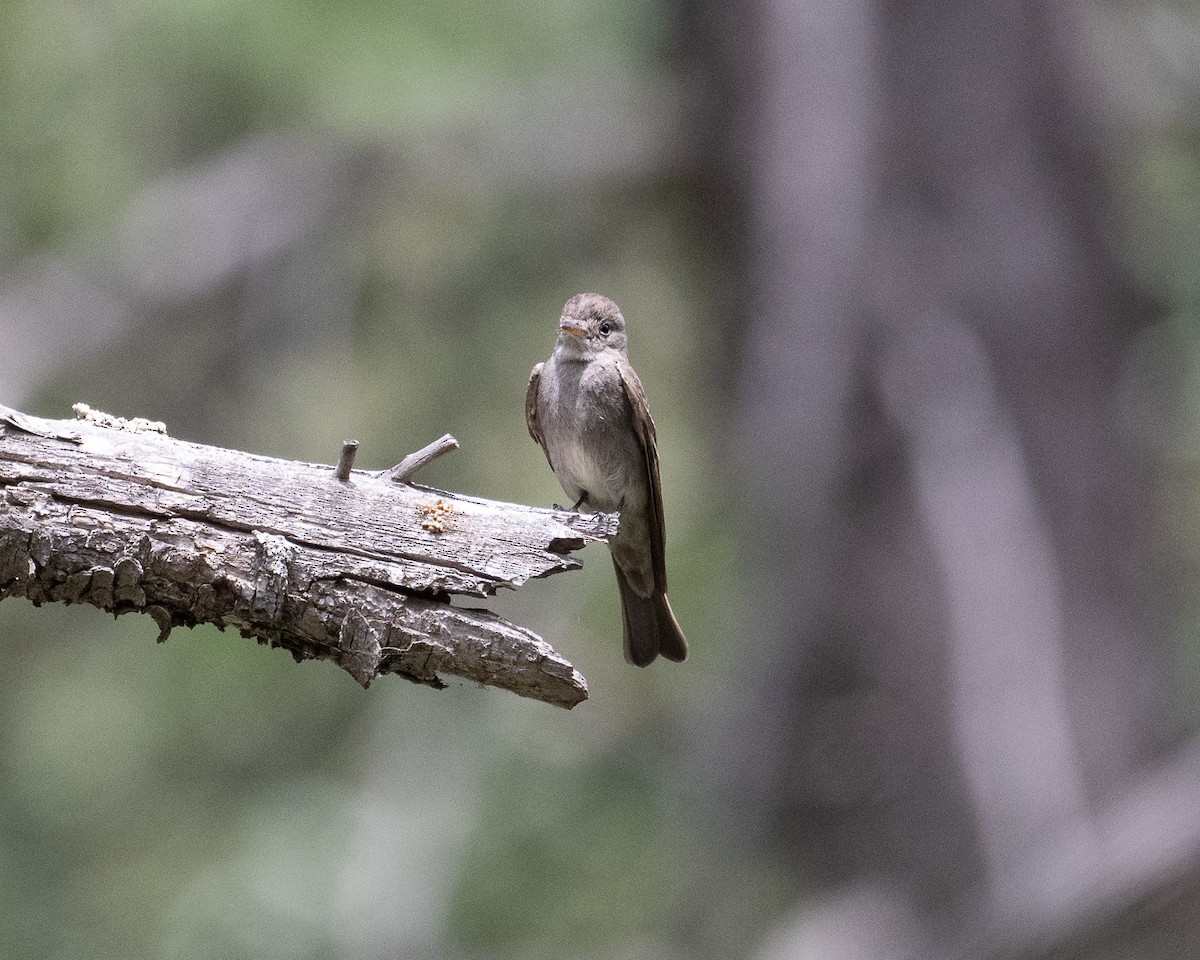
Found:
654,593 -> 688,663
614,561 -> 688,667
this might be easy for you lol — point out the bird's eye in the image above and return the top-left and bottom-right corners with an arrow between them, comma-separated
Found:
599,321 -> 613,336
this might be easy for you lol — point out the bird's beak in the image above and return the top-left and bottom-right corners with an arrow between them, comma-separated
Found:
559,322 -> 589,339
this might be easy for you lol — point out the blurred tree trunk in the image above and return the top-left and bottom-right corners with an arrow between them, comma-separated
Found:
699,0 -> 1184,951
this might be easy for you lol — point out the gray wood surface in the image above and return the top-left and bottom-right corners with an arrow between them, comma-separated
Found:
0,404 -> 614,708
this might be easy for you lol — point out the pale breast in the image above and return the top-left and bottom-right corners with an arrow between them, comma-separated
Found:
538,355 -> 645,513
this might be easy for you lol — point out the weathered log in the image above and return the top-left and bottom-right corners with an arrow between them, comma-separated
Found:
0,404 -> 614,708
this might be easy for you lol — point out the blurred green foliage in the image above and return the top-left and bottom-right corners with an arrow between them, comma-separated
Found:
0,0 -> 665,248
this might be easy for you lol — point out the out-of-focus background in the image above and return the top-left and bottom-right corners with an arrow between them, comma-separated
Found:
2,1 -> 1199,957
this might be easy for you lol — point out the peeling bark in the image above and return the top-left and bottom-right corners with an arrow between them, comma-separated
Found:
0,404 -> 612,709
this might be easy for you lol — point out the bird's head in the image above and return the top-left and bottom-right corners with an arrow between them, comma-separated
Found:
555,292 -> 628,360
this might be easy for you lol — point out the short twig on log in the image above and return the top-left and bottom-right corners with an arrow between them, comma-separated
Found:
0,404 -> 616,708
334,439 -> 359,481
387,434 -> 460,484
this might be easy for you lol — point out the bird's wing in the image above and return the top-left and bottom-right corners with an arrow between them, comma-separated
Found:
525,363 -> 554,467
616,358 -> 668,590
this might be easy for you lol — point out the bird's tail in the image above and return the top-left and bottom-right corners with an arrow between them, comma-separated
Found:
614,560 -> 688,667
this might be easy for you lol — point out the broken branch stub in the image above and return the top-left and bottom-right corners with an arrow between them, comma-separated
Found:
0,403 -> 615,708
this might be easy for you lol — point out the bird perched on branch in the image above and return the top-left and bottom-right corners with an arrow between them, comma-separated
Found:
526,293 -> 687,667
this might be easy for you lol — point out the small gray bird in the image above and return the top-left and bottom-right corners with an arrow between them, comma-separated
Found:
526,293 -> 687,666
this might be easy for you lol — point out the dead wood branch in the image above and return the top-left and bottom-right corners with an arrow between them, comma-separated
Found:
0,404 -> 613,708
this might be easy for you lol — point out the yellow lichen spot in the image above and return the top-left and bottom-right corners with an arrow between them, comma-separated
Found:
420,498 -> 453,533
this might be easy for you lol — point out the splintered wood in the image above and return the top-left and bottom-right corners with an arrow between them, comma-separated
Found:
0,404 -> 615,708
